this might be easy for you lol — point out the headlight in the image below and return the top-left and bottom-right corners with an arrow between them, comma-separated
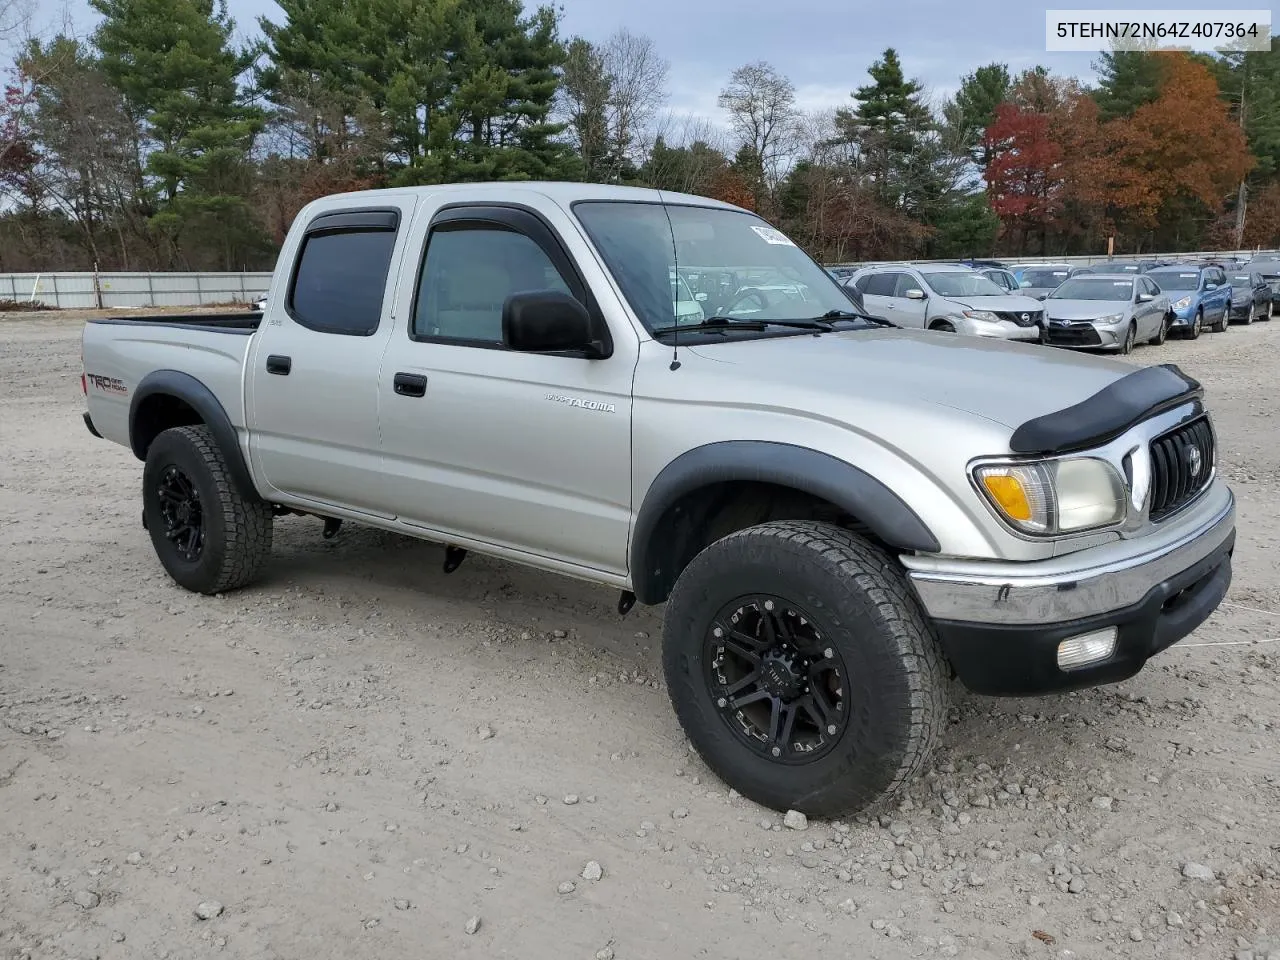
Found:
1096,313 -> 1124,324
1173,296 -> 1191,309
963,310 -> 1001,322
974,458 -> 1126,535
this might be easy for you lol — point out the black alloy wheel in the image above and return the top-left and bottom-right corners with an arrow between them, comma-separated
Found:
704,595 -> 848,763
156,465 -> 205,562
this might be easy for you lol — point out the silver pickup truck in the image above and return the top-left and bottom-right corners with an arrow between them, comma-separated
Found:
81,182 -> 1235,817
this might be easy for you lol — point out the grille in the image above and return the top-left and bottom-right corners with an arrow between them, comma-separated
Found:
1148,416 -> 1215,522
1043,322 -> 1101,346
995,310 -> 1042,327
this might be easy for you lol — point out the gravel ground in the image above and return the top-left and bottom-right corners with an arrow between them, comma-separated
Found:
1,311 -> 1277,960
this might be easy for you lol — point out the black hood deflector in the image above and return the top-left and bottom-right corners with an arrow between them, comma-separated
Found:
1009,363 -> 1203,456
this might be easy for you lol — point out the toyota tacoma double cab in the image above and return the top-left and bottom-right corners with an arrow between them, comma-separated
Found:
80,183 -> 1236,817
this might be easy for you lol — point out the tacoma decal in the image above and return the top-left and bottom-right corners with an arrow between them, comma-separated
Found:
86,374 -> 129,396
545,393 -> 615,414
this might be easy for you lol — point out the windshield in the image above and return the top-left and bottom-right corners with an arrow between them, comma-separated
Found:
920,271 -> 1005,298
1147,270 -> 1201,291
573,201 -> 852,332
1021,268 -> 1069,287
1230,275 -> 1252,288
1050,278 -> 1134,301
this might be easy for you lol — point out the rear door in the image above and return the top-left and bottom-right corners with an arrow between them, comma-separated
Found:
246,196 -> 418,515
858,272 -> 902,324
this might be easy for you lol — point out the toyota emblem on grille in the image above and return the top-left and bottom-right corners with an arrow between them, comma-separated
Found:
1186,446 -> 1203,477
1021,313 -> 1030,323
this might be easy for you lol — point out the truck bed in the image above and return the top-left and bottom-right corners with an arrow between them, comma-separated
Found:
88,312 -> 263,334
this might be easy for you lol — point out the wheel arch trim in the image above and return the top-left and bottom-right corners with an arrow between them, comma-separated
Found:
129,370 -> 260,498
630,441 -> 941,605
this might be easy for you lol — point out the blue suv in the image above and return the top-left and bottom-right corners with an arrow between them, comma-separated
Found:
1144,264 -> 1232,339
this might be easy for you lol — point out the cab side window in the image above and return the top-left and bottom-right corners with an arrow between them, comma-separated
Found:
413,225 -> 572,344
863,273 -> 899,297
893,274 -> 921,297
288,209 -> 400,336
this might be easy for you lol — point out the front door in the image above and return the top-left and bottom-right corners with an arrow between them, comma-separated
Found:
375,197 -> 636,576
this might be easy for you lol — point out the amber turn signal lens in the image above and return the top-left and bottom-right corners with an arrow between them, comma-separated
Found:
981,473 -> 1033,522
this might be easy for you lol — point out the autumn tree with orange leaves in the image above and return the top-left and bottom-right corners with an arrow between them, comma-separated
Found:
982,104 -> 1063,254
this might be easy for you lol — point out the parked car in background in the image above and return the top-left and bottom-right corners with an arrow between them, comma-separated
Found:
845,264 -> 1043,341
1227,271 -> 1272,324
1042,274 -> 1172,354
1247,259 -> 1280,314
1145,264 -> 1232,338
976,266 -> 1021,293
253,295 -> 267,312
1012,263 -> 1073,299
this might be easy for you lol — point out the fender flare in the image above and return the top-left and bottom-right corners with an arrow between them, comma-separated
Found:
629,441 -> 940,604
129,369 -> 260,498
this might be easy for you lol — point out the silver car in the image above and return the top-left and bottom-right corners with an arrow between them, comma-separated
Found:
845,263 -> 1043,341
1042,273 -> 1172,354
1012,263 -> 1073,300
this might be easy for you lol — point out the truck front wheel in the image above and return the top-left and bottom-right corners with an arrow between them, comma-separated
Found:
142,425 -> 273,595
662,520 -> 948,817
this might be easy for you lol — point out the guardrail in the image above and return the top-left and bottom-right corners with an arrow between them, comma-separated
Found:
0,272 -> 273,309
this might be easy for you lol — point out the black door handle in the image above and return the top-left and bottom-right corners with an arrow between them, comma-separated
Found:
266,355 -> 291,375
393,372 -> 427,398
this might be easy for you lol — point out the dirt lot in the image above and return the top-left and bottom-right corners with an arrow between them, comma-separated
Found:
1,311 -> 1277,960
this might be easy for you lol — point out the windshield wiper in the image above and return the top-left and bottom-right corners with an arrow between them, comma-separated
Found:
813,309 -> 898,328
650,316 -> 832,335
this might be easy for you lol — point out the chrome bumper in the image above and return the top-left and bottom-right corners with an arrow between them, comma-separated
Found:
903,485 -> 1235,625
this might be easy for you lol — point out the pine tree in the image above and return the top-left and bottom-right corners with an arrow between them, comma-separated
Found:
91,0 -> 265,267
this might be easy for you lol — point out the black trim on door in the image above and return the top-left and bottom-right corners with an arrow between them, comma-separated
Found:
408,202 -> 613,358
266,354 -> 292,375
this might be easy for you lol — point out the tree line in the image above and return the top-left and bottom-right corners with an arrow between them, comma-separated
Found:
0,0 -> 1276,273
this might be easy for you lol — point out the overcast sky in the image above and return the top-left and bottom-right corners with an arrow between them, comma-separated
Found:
44,0 -> 1231,120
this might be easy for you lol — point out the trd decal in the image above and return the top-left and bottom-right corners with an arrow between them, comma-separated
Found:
86,374 -> 129,396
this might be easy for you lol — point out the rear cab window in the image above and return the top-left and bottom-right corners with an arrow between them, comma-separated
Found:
287,209 -> 401,336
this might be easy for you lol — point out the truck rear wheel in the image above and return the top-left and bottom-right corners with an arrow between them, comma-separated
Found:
662,520 -> 947,817
142,425 -> 272,595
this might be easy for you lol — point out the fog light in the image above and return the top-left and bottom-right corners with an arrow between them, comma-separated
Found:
1056,628 -> 1118,671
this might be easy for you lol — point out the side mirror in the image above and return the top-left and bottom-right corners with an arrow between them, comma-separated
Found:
904,288 -> 926,300
1019,280 -> 1032,287
1137,293 -> 1154,302
1037,293 -> 1049,300
502,290 -> 607,358
694,292 -> 708,302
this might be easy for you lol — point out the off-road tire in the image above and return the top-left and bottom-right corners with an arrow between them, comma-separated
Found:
662,520 -> 948,817
143,425 -> 273,595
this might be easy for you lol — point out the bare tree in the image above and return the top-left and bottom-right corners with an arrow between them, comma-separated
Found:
601,29 -> 668,166
558,37 -> 612,179
717,61 -> 801,199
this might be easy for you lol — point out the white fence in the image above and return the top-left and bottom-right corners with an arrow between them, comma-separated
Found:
0,272 -> 273,309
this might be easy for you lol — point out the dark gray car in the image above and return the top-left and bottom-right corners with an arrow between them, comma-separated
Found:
1228,271 -> 1273,323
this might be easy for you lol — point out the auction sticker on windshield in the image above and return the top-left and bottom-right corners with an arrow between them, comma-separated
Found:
750,225 -> 796,246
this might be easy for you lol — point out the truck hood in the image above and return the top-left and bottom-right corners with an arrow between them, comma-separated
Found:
686,326 -> 1134,431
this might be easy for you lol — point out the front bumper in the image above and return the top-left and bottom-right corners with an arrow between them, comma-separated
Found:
1043,318 -> 1126,350
1169,305 -> 1196,327
955,317 -> 1041,342
904,487 -> 1235,695
1229,301 -> 1252,320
